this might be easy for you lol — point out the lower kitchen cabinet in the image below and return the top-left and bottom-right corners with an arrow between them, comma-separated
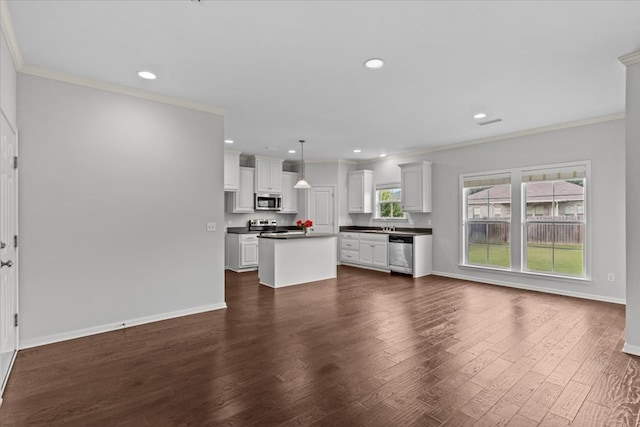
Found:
359,235 -> 389,268
227,233 -> 259,272
340,231 -> 432,277
340,232 -> 389,271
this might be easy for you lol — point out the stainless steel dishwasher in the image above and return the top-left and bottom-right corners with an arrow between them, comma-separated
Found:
389,235 -> 413,274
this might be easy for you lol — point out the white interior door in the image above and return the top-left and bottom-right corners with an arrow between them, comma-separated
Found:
0,112 -> 18,395
308,186 -> 334,234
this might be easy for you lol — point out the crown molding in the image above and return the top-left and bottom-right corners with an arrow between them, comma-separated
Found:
358,112 -> 625,165
619,51 -> 640,66
0,0 -> 24,70
19,65 -> 227,116
2,0 -> 226,116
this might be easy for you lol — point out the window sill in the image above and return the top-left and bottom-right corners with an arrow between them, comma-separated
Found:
373,218 -> 409,223
458,264 -> 592,283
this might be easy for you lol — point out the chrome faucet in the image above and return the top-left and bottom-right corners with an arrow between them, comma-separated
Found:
382,223 -> 396,232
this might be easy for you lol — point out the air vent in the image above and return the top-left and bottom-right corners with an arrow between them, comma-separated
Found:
477,118 -> 503,126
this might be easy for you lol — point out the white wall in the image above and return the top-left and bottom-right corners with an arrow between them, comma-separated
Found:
338,161 -> 356,226
357,119 -> 626,303
0,28 -> 16,129
624,58 -> 640,354
18,74 -> 226,347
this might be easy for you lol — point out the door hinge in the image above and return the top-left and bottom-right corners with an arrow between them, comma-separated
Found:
14,313 -> 18,327
14,235 -> 17,249
13,156 -> 17,169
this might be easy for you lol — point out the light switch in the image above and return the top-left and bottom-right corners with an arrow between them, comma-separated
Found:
207,222 -> 216,232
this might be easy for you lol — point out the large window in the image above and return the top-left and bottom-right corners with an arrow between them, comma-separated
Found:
522,166 -> 586,277
461,163 -> 588,279
463,174 -> 511,268
375,185 -> 405,219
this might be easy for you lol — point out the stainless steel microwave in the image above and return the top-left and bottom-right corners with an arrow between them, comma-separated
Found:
255,193 -> 282,211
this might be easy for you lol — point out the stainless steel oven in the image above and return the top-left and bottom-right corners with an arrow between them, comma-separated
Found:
389,235 -> 413,274
254,193 -> 282,211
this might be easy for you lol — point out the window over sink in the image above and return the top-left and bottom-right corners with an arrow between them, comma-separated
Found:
375,183 -> 406,220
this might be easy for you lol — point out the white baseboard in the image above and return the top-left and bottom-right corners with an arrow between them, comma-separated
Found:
226,266 -> 258,273
623,343 -> 640,357
19,302 -> 227,350
0,349 -> 18,399
432,271 -> 626,305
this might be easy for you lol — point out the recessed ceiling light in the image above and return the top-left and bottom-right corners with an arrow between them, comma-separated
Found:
353,149 -> 362,153
473,113 -> 487,119
224,139 -> 234,144
379,154 -> 387,157
137,71 -> 156,80
288,150 -> 296,154
364,58 -> 384,69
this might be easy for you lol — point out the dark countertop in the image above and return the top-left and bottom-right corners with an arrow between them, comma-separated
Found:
339,226 -> 432,236
258,233 -> 338,240
227,226 -> 298,234
229,225 -> 432,236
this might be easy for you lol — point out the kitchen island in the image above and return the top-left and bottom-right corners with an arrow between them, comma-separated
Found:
258,233 -> 338,288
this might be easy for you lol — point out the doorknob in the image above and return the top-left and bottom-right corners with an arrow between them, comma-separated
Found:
1,260 -> 13,268
0,241 -> 5,249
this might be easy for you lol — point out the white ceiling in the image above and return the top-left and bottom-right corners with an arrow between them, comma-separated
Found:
6,1 -> 640,161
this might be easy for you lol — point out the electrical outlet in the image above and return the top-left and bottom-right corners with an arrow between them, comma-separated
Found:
608,273 -> 615,282
206,222 -> 216,232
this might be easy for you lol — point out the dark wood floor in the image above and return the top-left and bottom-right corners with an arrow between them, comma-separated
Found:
1,266 -> 639,426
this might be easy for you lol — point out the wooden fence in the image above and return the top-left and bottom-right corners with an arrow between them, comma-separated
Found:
468,218 -> 583,245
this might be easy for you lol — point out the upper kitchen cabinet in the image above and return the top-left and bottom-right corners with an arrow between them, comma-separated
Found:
347,170 -> 373,213
226,167 -> 255,213
280,172 -> 299,214
399,161 -> 432,213
224,150 -> 241,192
253,156 -> 283,193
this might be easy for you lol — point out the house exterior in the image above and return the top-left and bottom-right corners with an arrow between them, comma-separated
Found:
466,181 -> 585,246
466,180 -> 585,220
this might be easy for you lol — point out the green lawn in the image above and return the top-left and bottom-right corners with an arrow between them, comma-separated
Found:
468,244 -> 583,276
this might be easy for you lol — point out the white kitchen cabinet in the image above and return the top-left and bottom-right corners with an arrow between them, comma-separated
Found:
340,232 -> 389,270
340,232 -> 360,264
227,233 -> 259,272
359,234 -> 389,268
280,171 -> 298,214
224,150 -> 241,192
347,170 -> 373,213
241,238 -> 259,267
254,156 -> 283,193
399,161 -> 432,213
226,167 -> 255,213
413,234 -> 433,278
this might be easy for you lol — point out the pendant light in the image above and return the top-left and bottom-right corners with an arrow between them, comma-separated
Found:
294,139 -> 311,189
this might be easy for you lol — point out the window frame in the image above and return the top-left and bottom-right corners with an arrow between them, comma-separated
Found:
461,172 -> 512,270
460,161 -> 591,281
374,183 -> 406,221
521,165 -> 588,279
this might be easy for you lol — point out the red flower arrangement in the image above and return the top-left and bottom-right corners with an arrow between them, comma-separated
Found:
296,219 -> 313,231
